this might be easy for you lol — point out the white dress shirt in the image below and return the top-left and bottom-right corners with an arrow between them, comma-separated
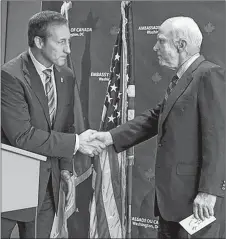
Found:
177,53 -> 200,79
29,48 -> 57,115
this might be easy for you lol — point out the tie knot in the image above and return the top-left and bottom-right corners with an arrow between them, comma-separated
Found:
43,69 -> 52,78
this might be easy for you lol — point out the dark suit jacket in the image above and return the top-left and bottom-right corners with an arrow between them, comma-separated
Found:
1,51 -> 77,222
110,56 -> 225,221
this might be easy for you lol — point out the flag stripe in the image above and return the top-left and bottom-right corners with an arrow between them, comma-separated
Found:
89,191 -> 99,238
108,147 -> 121,220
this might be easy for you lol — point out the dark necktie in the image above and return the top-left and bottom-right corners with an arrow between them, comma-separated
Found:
162,74 -> 179,109
43,69 -> 55,124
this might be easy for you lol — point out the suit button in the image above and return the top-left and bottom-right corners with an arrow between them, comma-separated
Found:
47,168 -> 52,172
222,186 -> 225,191
158,143 -> 162,147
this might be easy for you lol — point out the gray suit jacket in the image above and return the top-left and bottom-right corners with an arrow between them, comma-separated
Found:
110,56 -> 225,221
1,51 -> 76,222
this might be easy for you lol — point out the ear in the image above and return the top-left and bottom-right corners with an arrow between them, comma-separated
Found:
34,36 -> 44,49
177,39 -> 187,53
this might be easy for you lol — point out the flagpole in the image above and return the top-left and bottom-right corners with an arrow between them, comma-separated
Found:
121,2 -> 128,237
126,1 -> 135,231
61,0 -> 77,79
121,2 -> 135,238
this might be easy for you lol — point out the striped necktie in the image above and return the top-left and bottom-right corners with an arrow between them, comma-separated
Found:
162,74 -> 179,110
43,69 -> 55,125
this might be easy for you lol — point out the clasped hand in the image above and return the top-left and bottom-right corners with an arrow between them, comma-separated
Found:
78,129 -> 113,157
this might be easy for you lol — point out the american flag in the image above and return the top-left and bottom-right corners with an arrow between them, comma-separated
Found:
90,2 -> 134,238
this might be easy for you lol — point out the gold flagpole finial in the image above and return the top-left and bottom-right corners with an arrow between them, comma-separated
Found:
61,1 -> 72,20
121,1 -> 131,7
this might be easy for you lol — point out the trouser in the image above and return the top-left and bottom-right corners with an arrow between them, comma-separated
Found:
1,181 -> 55,239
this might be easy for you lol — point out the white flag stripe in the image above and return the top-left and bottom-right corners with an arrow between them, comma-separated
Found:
119,151 -> 127,238
101,105 -> 107,122
50,182 -> 67,238
89,192 -> 99,238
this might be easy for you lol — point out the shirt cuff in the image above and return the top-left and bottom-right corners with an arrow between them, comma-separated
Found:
74,134 -> 80,155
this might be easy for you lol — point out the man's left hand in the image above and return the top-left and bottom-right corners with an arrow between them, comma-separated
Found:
61,170 -> 73,209
193,192 -> 216,221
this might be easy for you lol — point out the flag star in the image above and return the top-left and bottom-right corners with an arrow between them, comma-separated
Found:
106,93 -> 112,103
110,84 -> 117,92
115,53 -> 120,61
117,111 -> 121,118
116,73 -> 120,80
118,92 -> 122,99
108,115 -> 115,123
113,104 -> 118,111
107,95 -> 113,103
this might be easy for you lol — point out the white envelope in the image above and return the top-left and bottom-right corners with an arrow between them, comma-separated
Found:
179,214 -> 216,235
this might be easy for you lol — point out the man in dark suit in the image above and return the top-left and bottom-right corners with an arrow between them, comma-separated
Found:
1,11 -> 104,238
90,16 -> 225,238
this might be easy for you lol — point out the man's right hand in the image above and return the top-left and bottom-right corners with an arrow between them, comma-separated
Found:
78,129 -> 106,157
89,131 -> 113,147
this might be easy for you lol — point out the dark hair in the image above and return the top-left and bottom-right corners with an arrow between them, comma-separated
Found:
28,11 -> 68,47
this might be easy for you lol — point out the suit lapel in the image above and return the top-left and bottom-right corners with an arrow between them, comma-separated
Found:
53,66 -> 66,129
158,55 -> 205,136
21,52 -> 51,127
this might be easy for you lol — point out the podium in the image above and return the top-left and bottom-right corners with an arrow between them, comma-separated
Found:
1,144 -> 47,212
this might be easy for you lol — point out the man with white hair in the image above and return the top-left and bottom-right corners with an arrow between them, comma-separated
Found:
90,16 -> 225,238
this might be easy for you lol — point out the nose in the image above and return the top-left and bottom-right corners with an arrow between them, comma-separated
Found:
64,42 -> 71,54
153,42 -> 158,52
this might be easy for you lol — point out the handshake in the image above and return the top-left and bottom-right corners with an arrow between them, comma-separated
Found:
77,129 -> 113,157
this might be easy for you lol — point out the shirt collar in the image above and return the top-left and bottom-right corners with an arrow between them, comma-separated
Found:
177,53 -> 200,79
28,48 -> 53,76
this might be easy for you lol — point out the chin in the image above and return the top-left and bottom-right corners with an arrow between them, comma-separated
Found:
159,60 -> 166,67
56,60 -> 66,67
159,60 -> 173,68
158,59 -> 163,66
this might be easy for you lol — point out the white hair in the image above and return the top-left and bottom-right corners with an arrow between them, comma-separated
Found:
163,16 -> 203,49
